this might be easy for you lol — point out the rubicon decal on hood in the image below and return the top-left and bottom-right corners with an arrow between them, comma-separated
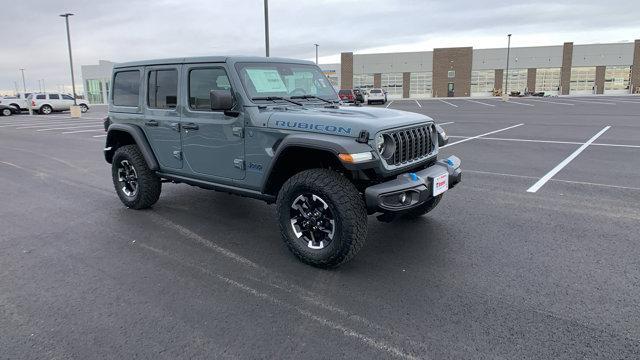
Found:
274,120 -> 352,135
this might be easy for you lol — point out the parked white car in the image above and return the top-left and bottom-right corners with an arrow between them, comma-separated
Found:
0,92 -> 33,111
367,88 -> 386,105
28,93 -> 89,114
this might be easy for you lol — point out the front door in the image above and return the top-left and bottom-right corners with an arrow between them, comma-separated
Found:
447,83 -> 455,97
180,64 -> 245,180
143,65 -> 183,169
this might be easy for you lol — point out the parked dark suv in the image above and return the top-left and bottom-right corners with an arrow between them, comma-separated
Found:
103,56 -> 462,268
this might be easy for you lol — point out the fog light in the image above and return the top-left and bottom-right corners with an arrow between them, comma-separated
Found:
399,193 -> 407,203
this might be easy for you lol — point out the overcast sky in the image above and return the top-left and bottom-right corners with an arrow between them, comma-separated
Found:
1,0 -> 638,94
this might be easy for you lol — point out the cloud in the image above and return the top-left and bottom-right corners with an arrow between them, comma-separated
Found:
1,0 -> 638,94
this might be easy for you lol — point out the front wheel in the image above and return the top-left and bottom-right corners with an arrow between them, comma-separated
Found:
79,104 -> 89,113
276,169 -> 367,268
402,194 -> 443,219
111,145 -> 161,209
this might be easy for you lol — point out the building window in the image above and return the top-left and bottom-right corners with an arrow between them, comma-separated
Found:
604,66 -> 631,91
409,72 -> 432,98
470,70 -> 495,94
147,69 -> 178,109
503,69 -> 527,93
86,79 -> 104,104
535,68 -> 561,92
570,67 -> 596,93
113,70 -> 141,107
447,70 -> 455,78
353,74 -> 374,89
381,73 -> 403,98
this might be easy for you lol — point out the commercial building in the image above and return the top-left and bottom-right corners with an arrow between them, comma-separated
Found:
329,40 -> 640,98
80,60 -> 115,104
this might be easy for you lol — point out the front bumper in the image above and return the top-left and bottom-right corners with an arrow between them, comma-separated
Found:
364,155 -> 462,213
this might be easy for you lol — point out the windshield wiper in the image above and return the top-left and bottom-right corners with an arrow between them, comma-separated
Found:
289,95 -> 337,104
251,96 -> 303,106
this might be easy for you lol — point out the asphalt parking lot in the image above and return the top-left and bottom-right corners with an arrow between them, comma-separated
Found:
1,96 -> 639,359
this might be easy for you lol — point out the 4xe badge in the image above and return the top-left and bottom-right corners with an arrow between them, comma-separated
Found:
433,173 -> 449,196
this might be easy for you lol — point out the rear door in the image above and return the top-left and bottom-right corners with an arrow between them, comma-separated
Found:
48,93 -> 62,110
180,64 -> 245,180
142,65 -> 183,170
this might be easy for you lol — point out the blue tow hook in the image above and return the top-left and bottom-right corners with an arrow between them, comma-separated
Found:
409,172 -> 419,181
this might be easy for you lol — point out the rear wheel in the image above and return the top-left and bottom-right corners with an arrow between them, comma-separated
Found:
1,108 -> 12,116
402,194 -> 443,219
39,105 -> 52,115
111,145 -> 161,209
276,169 -> 367,268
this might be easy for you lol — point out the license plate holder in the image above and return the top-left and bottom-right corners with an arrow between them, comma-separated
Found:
432,173 -> 449,196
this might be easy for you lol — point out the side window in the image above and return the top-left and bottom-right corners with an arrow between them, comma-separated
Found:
36,94 -> 46,100
49,94 -> 60,100
62,94 -> 74,100
189,68 -> 231,111
147,69 -> 178,109
113,70 -> 140,107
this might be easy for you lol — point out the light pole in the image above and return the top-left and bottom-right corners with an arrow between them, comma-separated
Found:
504,33 -> 512,99
60,13 -> 77,105
314,43 -> 319,64
264,0 -> 269,57
19,68 -> 27,93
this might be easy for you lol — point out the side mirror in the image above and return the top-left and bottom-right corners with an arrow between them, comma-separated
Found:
209,90 -> 234,111
435,124 -> 448,147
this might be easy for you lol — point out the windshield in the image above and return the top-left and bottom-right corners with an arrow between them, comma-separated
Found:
236,62 -> 338,102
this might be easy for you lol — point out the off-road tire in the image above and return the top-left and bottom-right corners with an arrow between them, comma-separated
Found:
276,169 -> 367,268
402,194 -> 443,219
111,145 -> 161,209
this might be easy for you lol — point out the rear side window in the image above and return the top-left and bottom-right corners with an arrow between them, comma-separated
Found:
338,90 -> 351,95
49,94 -> 60,99
148,69 -> 178,109
188,68 -> 231,111
370,89 -> 382,93
36,94 -> 46,99
113,70 -> 140,107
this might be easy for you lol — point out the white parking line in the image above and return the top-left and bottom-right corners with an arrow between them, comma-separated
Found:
385,100 -> 394,108
465,99 -> 495,107
61,129 -> 105,134
441,123 -> 524,148
92,134 -> 107,138
526,126 -> 611,193
0,119 -> 94,128
503,100 -> 535,107
437,121 -> 455,126
467,169 -> 640,192
601,98 -> 640,104
36,124 -> 104,132
16,121 -> 100,129
446,135 -> 640,149
563,98 -> 616,105
415,100 -> 422,108
525,99 -> 575,106
438,99 -> 458,107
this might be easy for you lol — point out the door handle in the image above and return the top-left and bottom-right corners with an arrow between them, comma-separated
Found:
145,120 -> 159,127
182,123 -> 199,130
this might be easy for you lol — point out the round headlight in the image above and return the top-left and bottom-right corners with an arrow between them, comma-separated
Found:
377,134 -> 396,160
375,134 -> 385,153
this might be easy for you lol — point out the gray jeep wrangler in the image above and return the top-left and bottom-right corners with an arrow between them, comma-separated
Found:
103,56 -> 461,268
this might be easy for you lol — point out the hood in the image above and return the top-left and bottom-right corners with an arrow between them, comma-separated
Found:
266,105 -> 433,138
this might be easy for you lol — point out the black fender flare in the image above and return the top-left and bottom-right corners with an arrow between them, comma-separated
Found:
104,123 -> 159,171
261,133 -> 376,192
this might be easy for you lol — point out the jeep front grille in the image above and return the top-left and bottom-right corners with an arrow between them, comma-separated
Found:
386,125 -> 435,166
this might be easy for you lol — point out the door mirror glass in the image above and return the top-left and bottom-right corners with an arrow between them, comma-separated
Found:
209,90 -> 233,111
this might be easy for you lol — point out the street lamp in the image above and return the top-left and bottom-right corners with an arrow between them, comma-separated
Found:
314,43 -> 319,64
264,0 -> 269,57
19,68 -> 27,93
504,34 -> 512,99
60,13 -> 77,105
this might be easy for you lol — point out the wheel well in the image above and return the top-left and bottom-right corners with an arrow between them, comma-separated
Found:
105,130 -> 136,163
264,146 -> 349,196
